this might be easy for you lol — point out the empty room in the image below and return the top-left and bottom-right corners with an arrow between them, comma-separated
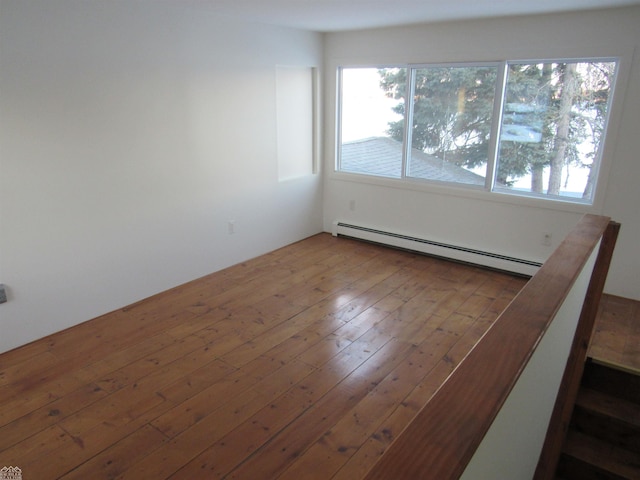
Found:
1,0 -> 639,478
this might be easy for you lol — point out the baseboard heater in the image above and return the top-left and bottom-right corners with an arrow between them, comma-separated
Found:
332,221 -> 542,277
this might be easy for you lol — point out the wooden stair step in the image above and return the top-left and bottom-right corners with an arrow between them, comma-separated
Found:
558,454 -> 628,480
576,388 -> 640,428
582,360 -> 640,405
572,387 -> 640,454
561,430 -> 640,480
571,405 -> 640,456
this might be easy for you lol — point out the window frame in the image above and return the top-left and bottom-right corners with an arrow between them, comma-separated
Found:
335,57 -> 620,208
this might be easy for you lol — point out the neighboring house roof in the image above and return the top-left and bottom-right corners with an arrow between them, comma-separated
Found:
341,137 -> 486,186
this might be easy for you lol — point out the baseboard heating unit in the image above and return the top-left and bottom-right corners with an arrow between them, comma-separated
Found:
332,221 -> 542,277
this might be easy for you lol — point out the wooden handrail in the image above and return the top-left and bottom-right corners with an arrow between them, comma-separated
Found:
534,220 -> 620,479
363,214 -> 613,480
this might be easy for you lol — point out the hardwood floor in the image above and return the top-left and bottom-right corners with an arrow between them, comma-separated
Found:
0,233 -> 536,479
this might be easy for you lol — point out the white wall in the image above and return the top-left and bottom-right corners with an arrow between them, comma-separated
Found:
460,243 -> 597,479
0,0 -> 323,353
323,6 -> 640,300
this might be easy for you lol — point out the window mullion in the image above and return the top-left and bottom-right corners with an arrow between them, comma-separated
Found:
336,67 -> 344,172
486,61 -> 507,192
402,67 -> 415,179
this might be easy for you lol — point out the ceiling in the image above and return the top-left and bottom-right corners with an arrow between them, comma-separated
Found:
183,0 -> 640,31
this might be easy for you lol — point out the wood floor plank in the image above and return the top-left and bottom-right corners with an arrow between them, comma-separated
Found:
0,373 -> 86,428
0,339 -> 52,371
151,357 -> 314,439
220,303 -> 323,368
59,424 -> 168,480
171,339 -> 415,480
277,328 -> 464,479
59,338 -> 219,438
0,382 -> 108,452
73,333 -> 180,386
331,361 -> 455,480
115,362 -> 317,480
0,424 -> 84,477
0,351 -> 61,387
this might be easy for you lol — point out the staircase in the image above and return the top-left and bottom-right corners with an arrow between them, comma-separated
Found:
556,359 -> 640,480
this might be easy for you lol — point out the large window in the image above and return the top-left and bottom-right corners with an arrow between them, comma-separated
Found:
337,59 -> 618,204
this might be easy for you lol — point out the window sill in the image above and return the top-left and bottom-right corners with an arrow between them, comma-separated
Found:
326,169 -> 601,215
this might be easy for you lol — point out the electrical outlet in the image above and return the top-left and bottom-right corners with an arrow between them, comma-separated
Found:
228,221 -> 236,235
349,200 -> 356,211
542,232 -> 552,246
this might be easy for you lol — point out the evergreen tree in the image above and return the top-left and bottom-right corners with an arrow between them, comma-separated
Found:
380,66 -> 495,170
378,61 -> 614,197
